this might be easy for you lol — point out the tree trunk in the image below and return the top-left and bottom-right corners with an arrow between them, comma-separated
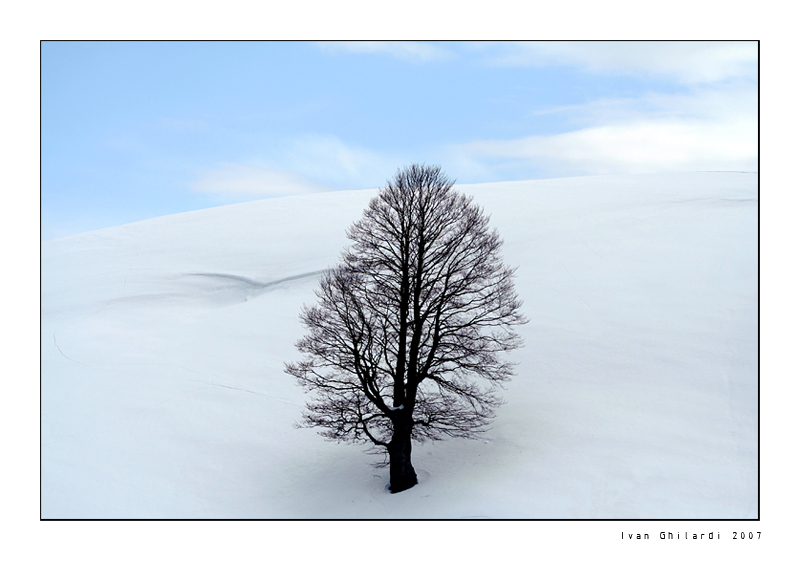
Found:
388,417 -> 417,493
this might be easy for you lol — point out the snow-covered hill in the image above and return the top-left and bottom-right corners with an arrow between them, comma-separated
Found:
41,172 -> 758,519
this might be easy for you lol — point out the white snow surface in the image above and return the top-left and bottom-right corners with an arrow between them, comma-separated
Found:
41,172 -> 757,519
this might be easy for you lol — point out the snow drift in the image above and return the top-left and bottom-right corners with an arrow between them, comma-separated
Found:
41,172 -> 758,519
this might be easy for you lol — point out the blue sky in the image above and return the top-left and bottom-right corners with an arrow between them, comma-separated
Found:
41,41 -> 758,239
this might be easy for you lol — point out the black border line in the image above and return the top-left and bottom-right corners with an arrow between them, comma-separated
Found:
40,39 -> 760,522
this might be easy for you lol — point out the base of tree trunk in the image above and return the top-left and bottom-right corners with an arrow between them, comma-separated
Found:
389,472 -> 418,494
388,421 -> 418,493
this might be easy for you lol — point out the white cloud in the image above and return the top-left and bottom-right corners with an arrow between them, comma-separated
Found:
531,85 -> 755,128
474,41 -> 758,84
317,41 -> 758,81
452,86 -> 757,177
462,120 -> 756,176
191,164 -> 328,198
316,41 -> 453,62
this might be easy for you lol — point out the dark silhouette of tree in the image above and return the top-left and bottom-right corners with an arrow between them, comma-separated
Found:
285,164 -> 526,493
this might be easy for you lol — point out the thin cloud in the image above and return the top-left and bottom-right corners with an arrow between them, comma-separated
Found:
270,134 -> 408,190
452,86 -> 757,177
195,136 -> 409,202
534,83 -> 757,127
473,41 -> 758,84
191,164 -> 328,198
462,120 -> 756,176
316,41 -> 453,62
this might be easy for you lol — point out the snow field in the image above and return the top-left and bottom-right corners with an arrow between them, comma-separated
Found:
41,172 -> 757,518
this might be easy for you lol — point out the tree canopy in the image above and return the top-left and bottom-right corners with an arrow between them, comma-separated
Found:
286,164 -> 526,492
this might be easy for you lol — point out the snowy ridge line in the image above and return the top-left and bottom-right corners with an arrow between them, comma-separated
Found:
182,269 -> 329,290
52,332 -> 88,367
66,269 -> 332,311
666,196 -> 757,205
78,252 -> 140,322
207,379 -> 300,407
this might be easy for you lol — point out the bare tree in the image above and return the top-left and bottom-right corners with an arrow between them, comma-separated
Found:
285,164 -> 526,493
